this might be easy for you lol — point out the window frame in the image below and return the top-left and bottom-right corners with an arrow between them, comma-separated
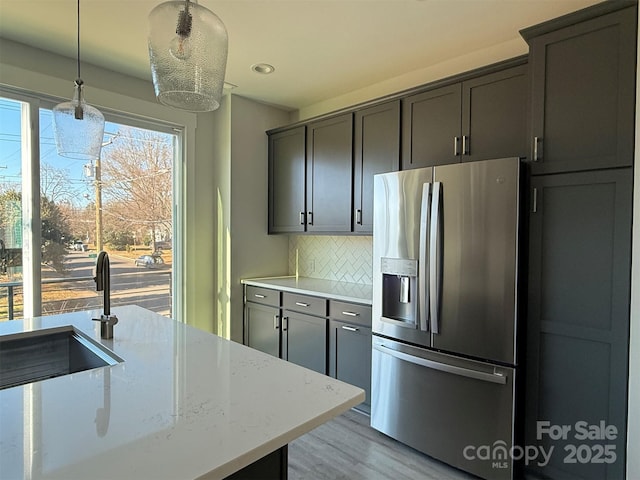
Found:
0,86 -> 187,322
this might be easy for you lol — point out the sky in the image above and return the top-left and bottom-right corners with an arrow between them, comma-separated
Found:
0,97 -> 171,208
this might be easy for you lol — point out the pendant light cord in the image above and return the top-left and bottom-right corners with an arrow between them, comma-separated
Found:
76,0 -> 82,83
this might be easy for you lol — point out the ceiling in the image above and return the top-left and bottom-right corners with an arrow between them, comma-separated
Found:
0,0 -> 601,111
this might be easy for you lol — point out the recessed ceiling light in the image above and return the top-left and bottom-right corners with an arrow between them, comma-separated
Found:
251,63 -> 275,75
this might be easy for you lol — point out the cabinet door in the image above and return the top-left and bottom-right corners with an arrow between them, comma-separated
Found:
525,169 -> 632,480
268,126 -> 306,233
306,114 -> 353,233
461,64 -> 527,163
527,6 -> 636,174
353,101 -> 400,233
329,320 -> 372,414
244,302 -> 281,358
283,311 -> 327,375
401,84 -> 461,169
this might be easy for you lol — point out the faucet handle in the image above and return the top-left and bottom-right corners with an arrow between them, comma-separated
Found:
93,314 -> 118,339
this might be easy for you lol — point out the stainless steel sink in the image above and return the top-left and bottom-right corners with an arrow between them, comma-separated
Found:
0,326 -> 123,390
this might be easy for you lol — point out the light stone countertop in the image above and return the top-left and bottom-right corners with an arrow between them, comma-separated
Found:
241,276 -> 373,305
0,305 -> 364,479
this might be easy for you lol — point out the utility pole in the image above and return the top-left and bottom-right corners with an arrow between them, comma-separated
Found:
95,133 -> 117,252
94,155 -> 103,252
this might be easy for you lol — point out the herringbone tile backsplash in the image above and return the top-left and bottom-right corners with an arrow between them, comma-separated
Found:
289,236 -> 373,285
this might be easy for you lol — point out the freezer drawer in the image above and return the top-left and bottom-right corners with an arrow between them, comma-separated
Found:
371,336 -> 516,480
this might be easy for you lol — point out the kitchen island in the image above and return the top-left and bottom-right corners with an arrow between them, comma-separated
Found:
0,305 -> 364,479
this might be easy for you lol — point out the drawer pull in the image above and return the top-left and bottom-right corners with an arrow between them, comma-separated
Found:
341,325 -> 359,332
254,294 -> 266,299
341,311 -> 359,317
295,302 -> 310,307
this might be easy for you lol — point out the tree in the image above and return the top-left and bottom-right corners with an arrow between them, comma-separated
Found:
40,196 -> 72,273
100,127 -> 172,251
0,189 -> 72,274
40,162 -> 83,204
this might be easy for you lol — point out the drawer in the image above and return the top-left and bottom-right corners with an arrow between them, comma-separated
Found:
282,292 -> 327,317
329,301 -> 372,327
245,286 -> 280,307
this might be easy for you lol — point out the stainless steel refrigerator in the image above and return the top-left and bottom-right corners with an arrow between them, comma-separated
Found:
371,157 -> 522,480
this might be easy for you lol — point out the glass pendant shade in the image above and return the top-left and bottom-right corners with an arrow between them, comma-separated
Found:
52,81 -> 105,160
148,0 -> 228,112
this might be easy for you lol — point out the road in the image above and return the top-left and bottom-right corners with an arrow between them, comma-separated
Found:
42,251 -> 172,317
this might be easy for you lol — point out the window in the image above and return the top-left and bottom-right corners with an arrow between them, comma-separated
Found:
0,93 -> 181,321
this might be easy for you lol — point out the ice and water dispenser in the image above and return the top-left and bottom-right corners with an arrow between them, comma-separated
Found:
380,257 -> 419,328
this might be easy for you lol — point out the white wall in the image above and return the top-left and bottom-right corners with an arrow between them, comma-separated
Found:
228,95 -> 289,342
297,38 -> 527,121
626,5 -> 640,477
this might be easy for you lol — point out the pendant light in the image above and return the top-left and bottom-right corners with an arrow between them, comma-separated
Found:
148,0 -> 228,112
52,0 -> 105,161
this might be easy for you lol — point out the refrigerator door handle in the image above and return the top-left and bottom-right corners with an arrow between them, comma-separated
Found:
418,183 -> 431,332
374,343 -> 507,385
429,182 -> 442,334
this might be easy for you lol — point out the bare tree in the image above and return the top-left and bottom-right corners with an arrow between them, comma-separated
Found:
40,162 -> 84,204
100,127 -> 173,250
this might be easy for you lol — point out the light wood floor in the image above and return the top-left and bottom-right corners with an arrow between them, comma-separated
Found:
288,410 -> 478,480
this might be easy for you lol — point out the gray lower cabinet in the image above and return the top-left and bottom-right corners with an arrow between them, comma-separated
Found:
283,310 -> 327,375
244,302 -> 280,358
525,168 -> 632,480
244,286 -> 373,411
244,286 -> 282,357
282,292 -> 328,374
329,301 -> 372,414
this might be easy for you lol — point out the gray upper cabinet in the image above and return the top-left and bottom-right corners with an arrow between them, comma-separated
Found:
306,114 -> 354,233
353,101 -> 401,233
402,83 -> 461,169
402,63 -> 527,169
523,4 -> 637,174
461,64 -> 528,163
268,126 -> 306,233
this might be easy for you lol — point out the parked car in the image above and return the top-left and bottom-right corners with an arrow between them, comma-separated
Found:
71,240 -> 85,251
134,254 -> 164,268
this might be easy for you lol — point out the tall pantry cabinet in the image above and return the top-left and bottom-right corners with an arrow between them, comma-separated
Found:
520,3 -> 637,480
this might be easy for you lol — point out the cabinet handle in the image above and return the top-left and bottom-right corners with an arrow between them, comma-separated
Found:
307,211 -> 313,225
462,135 -> 469,155
254,294 -> 266,299
299,212 -> 305,225
341,325 -> 359,332
273,314 -> 279,330
453,136 -> 460,156
533,136 -> 541,162
295,302 -> 310,307
532,187 -> 538,214
283,316 -> 288,331
341,311 -> 359,317
356,209 -> 362,225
